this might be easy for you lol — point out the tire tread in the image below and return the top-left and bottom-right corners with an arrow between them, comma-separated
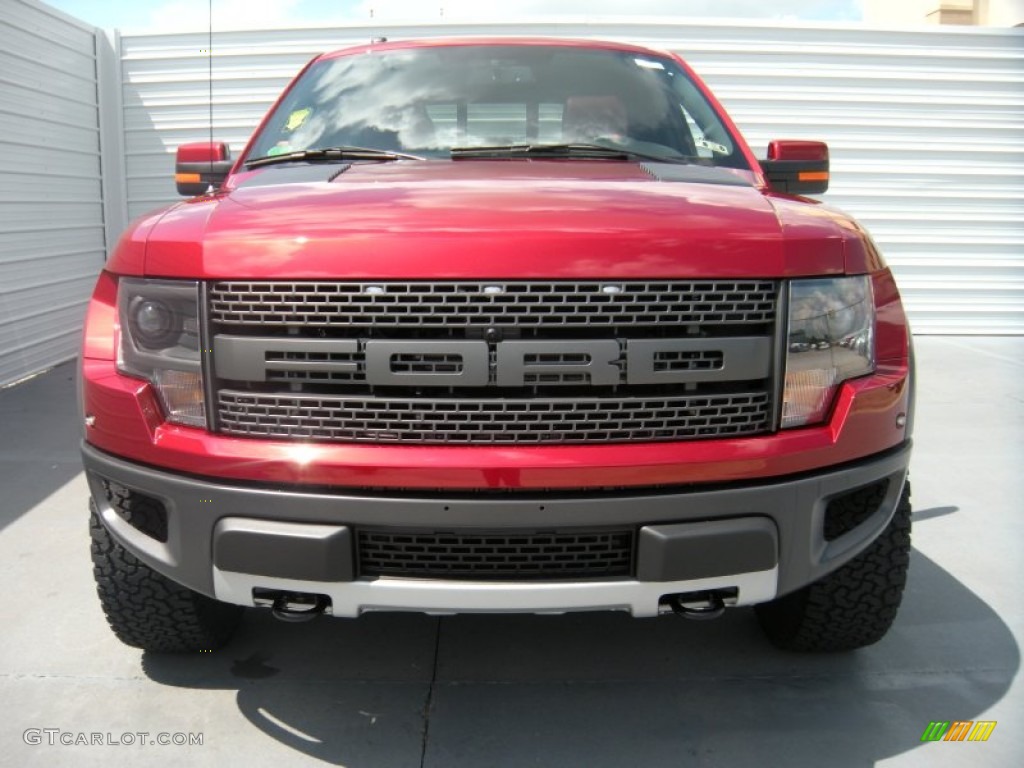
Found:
756,482 -> 912,652
90,503 -> 241,652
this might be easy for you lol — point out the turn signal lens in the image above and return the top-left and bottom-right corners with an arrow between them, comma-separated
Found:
152,369 -> 206,428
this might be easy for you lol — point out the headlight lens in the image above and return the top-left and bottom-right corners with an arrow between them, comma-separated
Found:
781,276 -> 875,428
131,298 -> 177,346
117,278 -> 206,428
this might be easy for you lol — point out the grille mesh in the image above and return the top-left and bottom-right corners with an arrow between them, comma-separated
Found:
358,528 -> 634,579
210,280 -> 777,328
217,390 -> 771,444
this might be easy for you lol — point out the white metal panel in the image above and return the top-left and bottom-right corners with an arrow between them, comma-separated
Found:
670,23 -> 1024,335
97,30 -> 128,256
0,0 -> 104,386
117,21 -> 1024,333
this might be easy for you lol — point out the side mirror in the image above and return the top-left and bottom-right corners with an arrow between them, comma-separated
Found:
175,142 -> 233,196
761,140 -> 829,195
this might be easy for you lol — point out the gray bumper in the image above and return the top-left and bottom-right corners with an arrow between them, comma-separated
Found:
82,440 -> 911,617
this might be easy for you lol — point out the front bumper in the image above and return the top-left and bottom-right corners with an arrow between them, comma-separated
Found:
83,439 -> 911,618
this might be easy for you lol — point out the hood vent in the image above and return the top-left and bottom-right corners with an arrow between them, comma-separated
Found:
639,162 -> 750,187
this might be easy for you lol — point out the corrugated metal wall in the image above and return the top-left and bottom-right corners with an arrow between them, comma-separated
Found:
677,24 -> 1024,334
0,0 -> 106,386
37,18 -> 1024,338
119,21 -> 1024,334
0,14 -> 1015,388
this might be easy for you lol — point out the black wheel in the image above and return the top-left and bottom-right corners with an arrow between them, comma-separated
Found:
90,502 -> 242,652
756,482 -> 912,652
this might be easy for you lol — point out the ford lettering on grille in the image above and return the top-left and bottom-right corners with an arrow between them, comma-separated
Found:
213,336 -> 772,387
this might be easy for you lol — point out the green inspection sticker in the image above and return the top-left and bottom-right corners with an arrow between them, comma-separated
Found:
285,108 -> 311,132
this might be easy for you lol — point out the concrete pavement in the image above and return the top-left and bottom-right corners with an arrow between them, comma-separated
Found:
1,336 -> 1021,767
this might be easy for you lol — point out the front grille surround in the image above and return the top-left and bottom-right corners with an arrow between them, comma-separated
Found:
207,279 -> 780,445
357,527 -> 635,580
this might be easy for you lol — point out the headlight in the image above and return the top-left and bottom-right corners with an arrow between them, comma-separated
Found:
117,278 -> 206,428
131,298 -> 178,347
781,276 -> 875,428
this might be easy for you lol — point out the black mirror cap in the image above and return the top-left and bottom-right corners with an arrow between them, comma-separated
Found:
761,140 -> 829,195
175,142 -> 233,196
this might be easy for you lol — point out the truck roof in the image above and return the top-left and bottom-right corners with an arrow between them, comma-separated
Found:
317,36 -> 675,62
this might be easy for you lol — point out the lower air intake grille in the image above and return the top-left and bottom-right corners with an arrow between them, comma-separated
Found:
101,480 -> 168,543
358,528 -> 635,580
823,479 -> 891,541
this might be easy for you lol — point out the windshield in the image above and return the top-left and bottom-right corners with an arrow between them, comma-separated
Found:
246,44 -> 747,169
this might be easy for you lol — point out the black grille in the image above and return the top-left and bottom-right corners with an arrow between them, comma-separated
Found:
217,390 -> 771,444
208,280 -> 779,446
210,280 -> 777,328
358,528 -> 634,579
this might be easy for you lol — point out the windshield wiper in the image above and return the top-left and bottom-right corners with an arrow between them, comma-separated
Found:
245,146 -> 424,169
449,143 -> 690,164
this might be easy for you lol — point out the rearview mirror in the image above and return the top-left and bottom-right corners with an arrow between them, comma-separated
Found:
175,142 -> 233,196
761,140 -> 829,195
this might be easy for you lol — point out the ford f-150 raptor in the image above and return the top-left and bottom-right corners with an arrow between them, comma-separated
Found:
80,37 -> 914,653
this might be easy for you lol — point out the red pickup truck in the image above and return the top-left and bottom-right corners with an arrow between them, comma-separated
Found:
80,37 -> 913,653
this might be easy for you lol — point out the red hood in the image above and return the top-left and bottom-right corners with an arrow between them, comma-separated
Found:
135,161 -> 850,279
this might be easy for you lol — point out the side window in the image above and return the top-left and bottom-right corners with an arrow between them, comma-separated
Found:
424,102 -> 565,145
468,103 -> 527,143
426,103 -> 458,146
538,103 -> 563,142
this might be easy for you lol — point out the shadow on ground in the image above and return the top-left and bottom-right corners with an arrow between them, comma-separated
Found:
142,543 -> 1018,767
0,362 -> 83,532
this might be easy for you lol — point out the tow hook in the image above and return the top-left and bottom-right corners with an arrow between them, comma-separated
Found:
665,589 -> 735,620
261,592 -> 330,623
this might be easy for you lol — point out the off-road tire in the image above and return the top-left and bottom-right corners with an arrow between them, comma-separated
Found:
90,502 -> 242,652
755,482 -> 912,652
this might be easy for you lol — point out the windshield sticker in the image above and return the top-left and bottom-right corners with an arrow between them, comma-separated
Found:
285,108 -> 312,132
695,136 -> 730,155
266,142 -> 294,157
